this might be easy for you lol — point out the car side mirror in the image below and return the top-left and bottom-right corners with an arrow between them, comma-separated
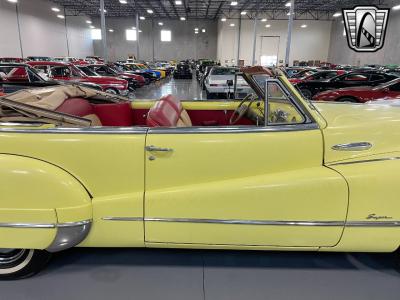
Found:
227,79 -> 234,87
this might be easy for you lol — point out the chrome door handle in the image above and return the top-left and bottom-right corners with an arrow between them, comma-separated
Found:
145,145 -> 174,152
332,142 -> 372,151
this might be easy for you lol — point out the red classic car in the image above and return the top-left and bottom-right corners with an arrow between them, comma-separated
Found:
85,64 -> 146,89
313,78 -> 400,103
289,70 -> 347,85
27,61 -> 129,95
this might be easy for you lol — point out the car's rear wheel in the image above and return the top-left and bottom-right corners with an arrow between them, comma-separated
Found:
0,249 -> 51,280
300,88 -> 313,99
337,97 -> 358,103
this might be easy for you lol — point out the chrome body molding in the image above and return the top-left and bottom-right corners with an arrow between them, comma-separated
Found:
331,142 -> 372,151
46,220 -> 92,253
330,157 -> 400,166
102,217 -> 143,221
0,126 -> 147,134
0,222 -> 55,229
148,123 -> 319,134
145,218 -> 400,227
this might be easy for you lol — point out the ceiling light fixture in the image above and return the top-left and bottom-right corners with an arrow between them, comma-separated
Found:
51,7 -> 60,12
132,26 -> 136,29
147,9 -> 154,14
261,18 -> 267,22
57,14 -> 65,19
140,16 -> 145,20
90,25 -> 95,29
241,11 -> 247,15
221,17 -> 227,21
119,0 -> 127,3
301,24 -> 307,28
333,12 -> 341,17
265,24 -> 271,28
393,4 -> 400,10
158,22 -> 163,25
285,2 -> 291,7
86,20 -> 92,24
202,28 -> 206,32
109,29 -> 114,32
7,0 -> 18,3
180,16 -> 186,21
230,23 -> 235,27
231,1 -> 238,6
175,0 -> 182,4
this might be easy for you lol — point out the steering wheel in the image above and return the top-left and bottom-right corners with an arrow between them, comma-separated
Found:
229,94 -> 258,125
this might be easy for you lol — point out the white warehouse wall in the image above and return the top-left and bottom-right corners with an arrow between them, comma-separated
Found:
0,0 -> 93,58
218,19 -> 332,66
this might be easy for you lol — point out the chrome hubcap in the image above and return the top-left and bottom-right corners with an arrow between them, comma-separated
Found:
0,249 -> 26,265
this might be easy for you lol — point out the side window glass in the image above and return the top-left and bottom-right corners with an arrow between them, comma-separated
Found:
267,81 -> 305,125
344,74 -> 368,81
389,82 -> 400,92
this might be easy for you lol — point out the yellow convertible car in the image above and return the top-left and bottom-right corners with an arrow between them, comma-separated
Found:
1,66 -> 400,279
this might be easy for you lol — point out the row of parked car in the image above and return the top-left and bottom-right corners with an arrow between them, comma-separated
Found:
0,56 -> 175,96
283,66 -> 400,103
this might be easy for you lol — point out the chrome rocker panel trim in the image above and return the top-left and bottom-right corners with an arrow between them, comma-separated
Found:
145,218 -> 400,227
0,126 -> 147,135
102,217 -> 143,221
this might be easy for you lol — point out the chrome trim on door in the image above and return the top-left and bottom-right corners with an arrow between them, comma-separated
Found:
145,145 -> 174,152
0,127 -> 148,134
329,157 -> 400,166
102,217 -> 143,221
148,123 -> 319,134
331,142 -> 372,151
145,218 -> 400,227
145,218 -> 344,226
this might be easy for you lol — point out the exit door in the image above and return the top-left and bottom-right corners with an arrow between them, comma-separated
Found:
259,36 -> 280,67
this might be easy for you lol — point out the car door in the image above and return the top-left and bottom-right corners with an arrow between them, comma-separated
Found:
144,82 -> 348,248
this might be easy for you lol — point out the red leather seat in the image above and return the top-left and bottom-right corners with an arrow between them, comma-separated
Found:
147,98 -> 180,127
93,102 -> 134,126
55,97 -> 94,116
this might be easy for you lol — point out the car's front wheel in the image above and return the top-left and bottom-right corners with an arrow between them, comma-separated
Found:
300,88 -> 313,99
0,249 -> 51,280
337,97 -> 358,103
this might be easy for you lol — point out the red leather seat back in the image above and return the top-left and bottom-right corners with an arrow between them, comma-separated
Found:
160,94 -> 182,113
147,99 -> 180,127
55,97 -> 94,116
93,102 -> 134,126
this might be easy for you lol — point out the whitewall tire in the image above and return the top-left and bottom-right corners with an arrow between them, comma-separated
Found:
0,249 -> 51,280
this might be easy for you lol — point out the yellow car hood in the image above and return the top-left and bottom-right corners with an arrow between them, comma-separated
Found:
314,102 -> 400,163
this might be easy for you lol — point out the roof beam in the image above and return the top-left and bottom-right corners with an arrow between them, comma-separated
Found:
167,0 -> 180,18
213,1 -> 224,20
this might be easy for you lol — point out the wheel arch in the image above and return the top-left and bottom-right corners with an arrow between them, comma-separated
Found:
0,154 -> 93,251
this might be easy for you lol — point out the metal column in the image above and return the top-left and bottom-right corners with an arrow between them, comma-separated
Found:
285,0 -> 295,67
236,15 -> 242,66
15,4 -> 24,58
100,0 -> 108,62
64,7 -> 70,56
152,18 -> 155,62
251,15 -> 258,65
136,14 -> 140,60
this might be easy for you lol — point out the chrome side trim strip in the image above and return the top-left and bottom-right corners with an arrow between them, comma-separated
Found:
145,218 -> 344,226
148,123 -> 319,134
0,222 -> 55,229
346,221 -> 400,227
102,217 -> 143,221
331,142 -> 372,151
0,127 -> 147,134
330,157 -> 400,166
0,219 -> 92,229
145,218 -> 400,227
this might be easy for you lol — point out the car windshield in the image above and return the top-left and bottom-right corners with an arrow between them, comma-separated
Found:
78,66 -> 98,76
373,78 -> 400,90
211,68 -> 237,76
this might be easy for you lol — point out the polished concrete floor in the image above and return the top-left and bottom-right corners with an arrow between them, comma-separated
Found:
2,78 -> 400,299
135,77 -> 206,100
1,248 -> 400,300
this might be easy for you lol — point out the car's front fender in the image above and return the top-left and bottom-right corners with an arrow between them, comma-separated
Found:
0,154 -> 92,251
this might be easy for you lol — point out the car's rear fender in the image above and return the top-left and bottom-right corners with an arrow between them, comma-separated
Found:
0,154 -> 92,252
